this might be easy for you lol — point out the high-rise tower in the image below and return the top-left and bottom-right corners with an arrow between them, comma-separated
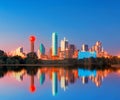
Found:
81,44 -> 89,52
39,43 -> 45,55
60,37 -> 68,51
29,36 -> 36,52
52,32 -> 58,56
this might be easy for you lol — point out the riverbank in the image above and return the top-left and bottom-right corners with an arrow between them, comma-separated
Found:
0,57 -> 112,69
0,63 -> 74,67
111,64 -> 120,68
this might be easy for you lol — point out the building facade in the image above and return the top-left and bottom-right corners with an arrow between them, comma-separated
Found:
9,47 -> 26,58
52,32 -> 58,56
60,37 -> 68,51
52,72 -> 58,96
81,44 -> 89,51
39,43 -> 45,55
78,51 -> 97,59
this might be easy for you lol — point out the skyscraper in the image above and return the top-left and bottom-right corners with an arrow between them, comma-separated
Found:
94,41 -> 102,53
68,44 -> 76,58
39,43 -> 45,55
81,44 -> 89,51
60,37 -> 68,51
69,44 -> 75,54
90,41 -> 102,53
52,32 -> 58,56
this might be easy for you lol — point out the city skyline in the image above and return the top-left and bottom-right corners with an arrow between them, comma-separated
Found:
0,0 -> 120,56
6,33 -> 109,59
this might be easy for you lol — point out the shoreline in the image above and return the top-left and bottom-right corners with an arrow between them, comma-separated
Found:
0,64 -> 120,71
0,64 -> 76,67
111,64 -> 120,68
0,63 -> 111,68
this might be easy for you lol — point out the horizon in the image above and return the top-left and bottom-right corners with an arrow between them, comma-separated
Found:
0,34 -> 117,56
0,0 -> 120,56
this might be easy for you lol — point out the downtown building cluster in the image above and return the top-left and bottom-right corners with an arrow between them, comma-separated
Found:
7,32 -> 110,59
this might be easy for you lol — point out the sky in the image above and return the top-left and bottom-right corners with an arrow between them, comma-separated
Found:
0,0 -> 120,55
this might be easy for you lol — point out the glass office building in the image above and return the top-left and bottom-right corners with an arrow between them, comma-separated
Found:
39,43 -> 45,55
52,32 -> 58,56
78,51 -> 96,59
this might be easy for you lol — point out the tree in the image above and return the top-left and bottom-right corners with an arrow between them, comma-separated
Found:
26,52 -> 38,59
25,52 -> 38,64
0,50 -> 8,64
0,50 -> 5,56
12,56 -> 24,64
6,57 -> 19,64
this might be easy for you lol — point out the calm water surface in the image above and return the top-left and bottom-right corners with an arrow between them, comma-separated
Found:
0,66 -> 120,100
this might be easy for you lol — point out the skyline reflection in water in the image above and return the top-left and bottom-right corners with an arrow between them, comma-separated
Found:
0,66 -> 120,100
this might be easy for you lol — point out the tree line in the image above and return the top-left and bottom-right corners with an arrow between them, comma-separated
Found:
0,50 -> 120,67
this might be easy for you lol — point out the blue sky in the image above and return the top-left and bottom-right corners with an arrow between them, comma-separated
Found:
0,0 -> 120,55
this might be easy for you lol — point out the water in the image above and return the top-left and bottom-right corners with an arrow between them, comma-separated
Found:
0,66 -> 120,100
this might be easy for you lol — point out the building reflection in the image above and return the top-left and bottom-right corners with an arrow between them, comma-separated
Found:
81,77 -> 88,84
52,71 -> 58,96
7,69 -> 26,82
26,67 -> 38,93
37,69 -> 45,85
1,66 -> 120,95
30,74 -> 36,93
78,69 -> 96,84
60,69 -> 68,91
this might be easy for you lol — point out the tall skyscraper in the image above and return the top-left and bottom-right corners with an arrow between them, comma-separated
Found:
69,44 -> 75,54
81,44 -> 89,51
29,35 -> 36,52
95,41 -> 102,53
52,32 -> 58,56
69,44 -> 76,57
90,41 -> 102,53
60,37 -> 68,51
89,41 -> 110,58
39,43 -> 45,55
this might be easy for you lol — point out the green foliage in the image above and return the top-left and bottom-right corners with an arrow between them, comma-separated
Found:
6,57 -> 20,64
25,52 -> 38,64
26,52 -> 38,59
0,59 -> 5,64
0,50 -> 5,56
12,56 -> 24,64
0,50 -> 8,64
77,57 -> 111,69
110,56 -> 120,64
0,49 -> 120,70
